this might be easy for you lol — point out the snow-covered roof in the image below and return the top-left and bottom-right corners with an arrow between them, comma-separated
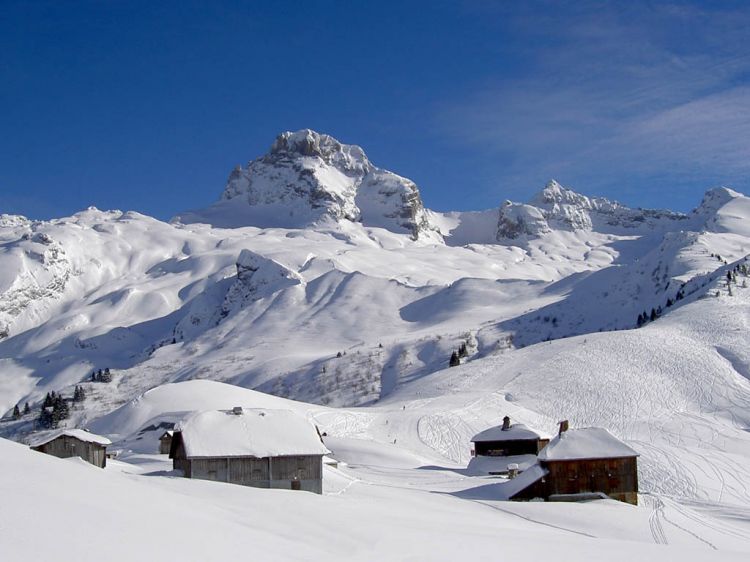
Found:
497,463 -> 549,500
537,428 -> 638,461
29,429 -> 112,448
160,430 -> 174,438
176,408 -> 330,458
471,423 -> 542,443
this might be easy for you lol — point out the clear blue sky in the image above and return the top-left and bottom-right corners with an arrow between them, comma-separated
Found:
2,0 -> 750,220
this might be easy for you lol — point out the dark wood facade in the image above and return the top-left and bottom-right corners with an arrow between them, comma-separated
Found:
511,456 -> 638,505
170,431 -> 323,494
31,435 -> 108,468
159,431 -> 173,454
474,438 -> 549,457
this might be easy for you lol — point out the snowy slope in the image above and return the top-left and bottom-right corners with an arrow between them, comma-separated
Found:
1,130 -> 750,439
7,435 -> 750,561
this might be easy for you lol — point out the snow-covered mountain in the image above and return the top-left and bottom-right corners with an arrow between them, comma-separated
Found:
5,129 -> 750,559
176,129 -> 440,240
1,128 -> 750,431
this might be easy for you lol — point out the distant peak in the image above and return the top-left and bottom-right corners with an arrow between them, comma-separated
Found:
269,129 -> 370,170
531,179 -> 598,208
544,179 -> 564,194
695,186 -> 744,214
703,186 -> 742,200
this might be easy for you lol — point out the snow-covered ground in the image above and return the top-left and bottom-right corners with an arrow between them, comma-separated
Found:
3,130 -> 750,559
6,371 -> 750,560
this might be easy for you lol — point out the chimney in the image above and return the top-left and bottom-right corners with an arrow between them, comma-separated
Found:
558,420 -> 569,435
232,406 -> 243,415
502,416 -> 511,431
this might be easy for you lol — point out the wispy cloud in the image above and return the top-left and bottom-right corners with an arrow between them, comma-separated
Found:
437,1 -> 750,208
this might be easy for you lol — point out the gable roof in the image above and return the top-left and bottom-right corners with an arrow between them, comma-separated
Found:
29,429 -> 112,448
471,423 -> 542,443
175,408 -> 329,458
537,427 -> 638,461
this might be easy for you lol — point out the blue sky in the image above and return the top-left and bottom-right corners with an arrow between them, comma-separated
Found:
2,1 -> 750,220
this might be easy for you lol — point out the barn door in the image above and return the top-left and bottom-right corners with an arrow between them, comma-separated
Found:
291,479 -> 301,491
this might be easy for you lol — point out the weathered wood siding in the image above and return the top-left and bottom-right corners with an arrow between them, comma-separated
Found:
32,436 -> 107,468
159,435 -> 172,454
512,456 -> 638,505
169,432 -> 191,477
269,455 -> 323,494
173,453 -> 323,494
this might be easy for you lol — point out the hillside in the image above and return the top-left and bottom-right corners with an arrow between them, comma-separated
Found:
1,130 -> 749,429
3,130 -> 750,559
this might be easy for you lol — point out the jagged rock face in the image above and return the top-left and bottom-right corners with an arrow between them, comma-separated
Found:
496,180 -> 688,241
221,129 -> 437,240
496,202 -> 550,240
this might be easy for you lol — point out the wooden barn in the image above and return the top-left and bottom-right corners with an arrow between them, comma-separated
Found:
170,408 -> 329,494
468,416 -> 549,475
29,428 -> 111,468
510,423 -> 639,505
159,430 -> 174,454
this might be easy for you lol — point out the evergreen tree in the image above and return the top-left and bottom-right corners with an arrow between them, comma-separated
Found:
23,402 -> 30,415
12,404 -> 20,419
38,407 -> 53,429
42,392 -> 52,408
101,368 -> 112,383
458,342 -> 468,358
449,351 -> 460,367
637,313 -> 644,327
666,298 -> 673,307
49,395 -> 70,427
650,308 -> 657,322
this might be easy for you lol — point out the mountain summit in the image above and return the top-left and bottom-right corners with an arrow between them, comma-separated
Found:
496,179 -> 688,240
179,129 -> 437,239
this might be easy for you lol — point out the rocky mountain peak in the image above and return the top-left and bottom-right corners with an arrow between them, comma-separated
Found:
267,129 -> 371,175
496,180 -> 688,241
212,130 -> 438,240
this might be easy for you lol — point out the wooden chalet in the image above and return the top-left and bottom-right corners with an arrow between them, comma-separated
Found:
169,407 -> 329,494
29,429 -> 111,468
468,416 -> 549,475
510,422 -> 639,505
159,430 -> 174,454
471,416 -> 549,457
